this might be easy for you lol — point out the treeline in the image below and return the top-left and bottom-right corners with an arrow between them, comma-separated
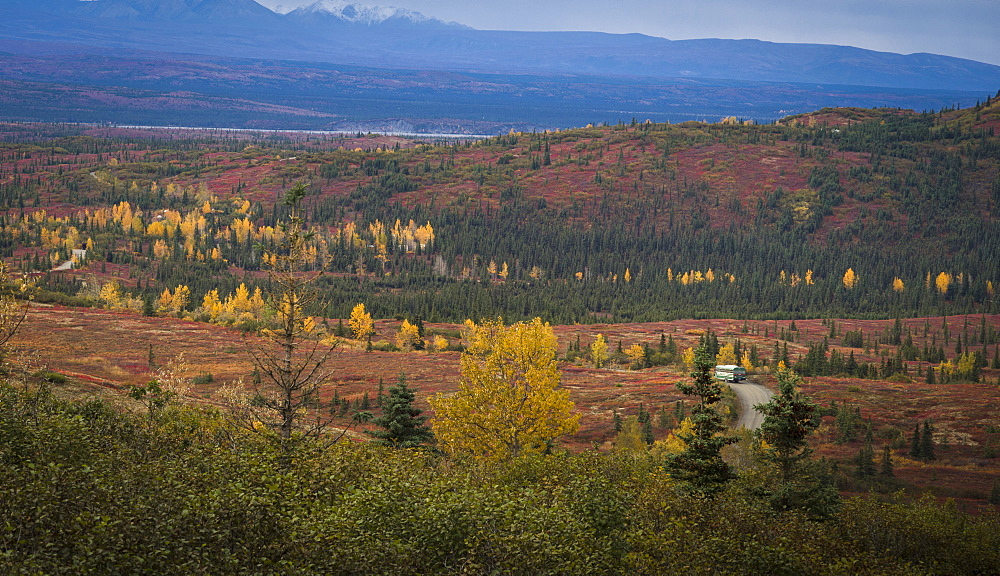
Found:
4,104 -> 1000,322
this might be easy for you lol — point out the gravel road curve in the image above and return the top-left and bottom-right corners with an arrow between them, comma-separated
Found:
728,381 -> 774,431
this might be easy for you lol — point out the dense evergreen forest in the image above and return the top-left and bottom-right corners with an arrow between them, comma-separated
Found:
1,98 -> 998,323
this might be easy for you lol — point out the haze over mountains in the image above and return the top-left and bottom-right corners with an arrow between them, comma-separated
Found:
2,0 -> 999,132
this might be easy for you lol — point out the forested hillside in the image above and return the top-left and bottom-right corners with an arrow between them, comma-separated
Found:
1,99 -> 999,322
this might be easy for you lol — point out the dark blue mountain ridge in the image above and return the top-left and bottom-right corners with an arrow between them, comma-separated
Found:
3,0 -> 998,92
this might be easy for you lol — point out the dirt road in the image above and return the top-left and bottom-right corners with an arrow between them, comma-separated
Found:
728,381 -> 774,430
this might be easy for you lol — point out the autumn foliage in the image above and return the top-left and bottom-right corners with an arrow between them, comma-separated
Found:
430,318 -> 579,461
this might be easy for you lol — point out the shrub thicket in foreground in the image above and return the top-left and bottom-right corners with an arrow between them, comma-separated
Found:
1,381 -> 997,575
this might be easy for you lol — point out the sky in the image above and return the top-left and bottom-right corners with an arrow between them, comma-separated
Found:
258,0 -> 1000,66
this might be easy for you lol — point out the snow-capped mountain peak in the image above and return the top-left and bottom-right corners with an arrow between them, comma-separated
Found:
287,1 -> 467,28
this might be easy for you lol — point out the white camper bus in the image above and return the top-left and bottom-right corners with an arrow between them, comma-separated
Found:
714,364 -> 747,383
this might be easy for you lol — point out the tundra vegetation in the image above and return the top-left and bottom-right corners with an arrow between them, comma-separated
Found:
2,101 -> 1000,572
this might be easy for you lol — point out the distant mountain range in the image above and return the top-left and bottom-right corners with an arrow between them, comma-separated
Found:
5,0 -> 999,91
1,0 -> 998,131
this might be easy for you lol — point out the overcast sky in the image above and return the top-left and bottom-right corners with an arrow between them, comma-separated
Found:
259,0 -> 1000,66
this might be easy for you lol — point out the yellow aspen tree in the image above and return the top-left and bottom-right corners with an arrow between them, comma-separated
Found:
780,270 -> 787,285
227,283 -> 252,315
152,239 -> 171,260
591,333 -> 609,368
396,319 -> 421,351
499,262 -> 509,280
375,243 -> 389,272
682,347 -> 695,369
99,281 -> 123,309
651,417 -> 694,456
716,343 -> 737,366
892,277 -> 905,293
201,289 -> 223,321
164,209 -> 182,226
805,269 -> 814,285
936,272 -> 951,294
433,335 -> 449,352
249,288 -> 266,313
529,265 -> 543,280
667,267 -> 674,282
955,352 -> 977,381
157,288 -> 174,313
613,416 -> 647,455
740,350 -> 755,372
843,268 -> 858,289
624,268 -> 632,283
705,268 -> 715,283
429,318 -> 579,461
146,220 -> 166,237
624,343 -> 645,369
232,218 -> 253,243
487,260 -> 497,278
988,280 -> 995,298
170,285 -> 190,314
414,221 -> 434,248
348,303 -> 375,341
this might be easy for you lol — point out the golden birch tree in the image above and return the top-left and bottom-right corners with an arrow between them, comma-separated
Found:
396,320 -> 421,351
716,343 -> 737,366
430,318 -> 579,461
624,343 -> 645,370
591,333 -> 609,368
348,303 -> 374,341
936,272 -> 952,294
843,268 -> 858,289
740,350 -> 755,372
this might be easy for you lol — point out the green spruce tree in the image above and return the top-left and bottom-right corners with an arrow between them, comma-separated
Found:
665,344 -> 737,497
367,375 -> 434,448
754,367 -> 839,517
879,446 -> 894,478
909,423 -> 922,459
756,367 -> 819,483
856,429 -> 877,478
920,420 -> 936,461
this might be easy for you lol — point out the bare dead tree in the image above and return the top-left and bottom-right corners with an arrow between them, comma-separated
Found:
224,184 -> 362,455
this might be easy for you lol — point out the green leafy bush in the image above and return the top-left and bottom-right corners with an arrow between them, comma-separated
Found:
1,380 -> 995,576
